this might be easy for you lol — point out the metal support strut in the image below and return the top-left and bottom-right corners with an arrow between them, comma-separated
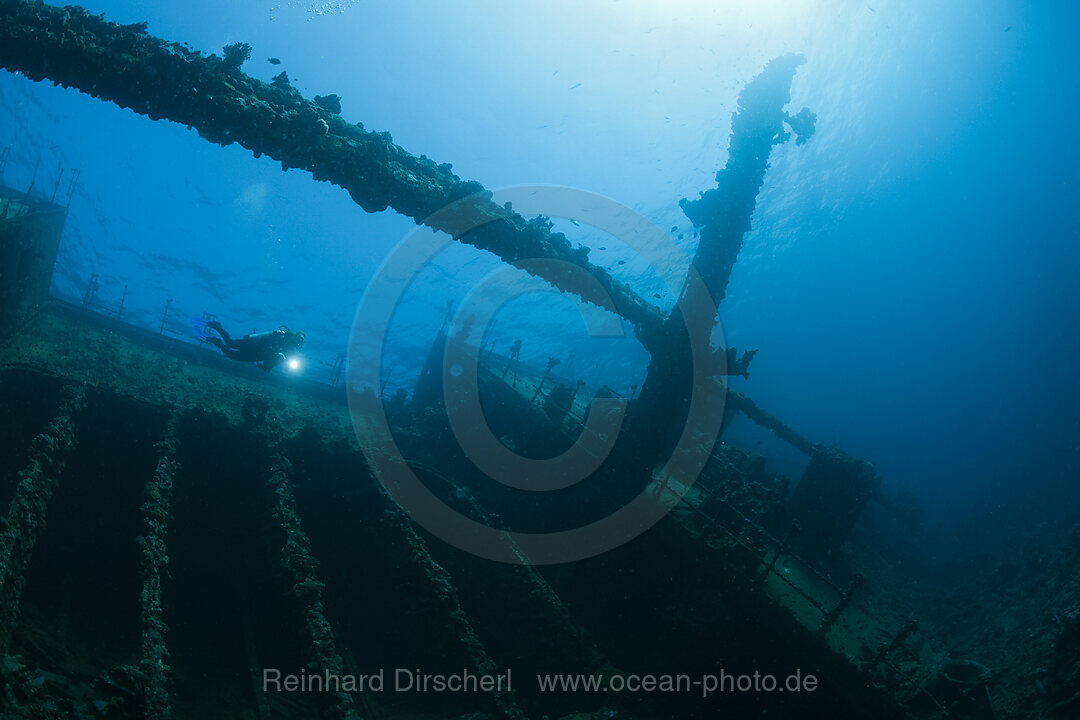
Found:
372,484 -> 528,720
265,450 -> 359,720
138,416 -> 180,719
0,384 -> 85,651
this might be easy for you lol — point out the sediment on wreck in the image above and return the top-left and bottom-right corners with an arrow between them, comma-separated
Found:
0,384 -> 85,651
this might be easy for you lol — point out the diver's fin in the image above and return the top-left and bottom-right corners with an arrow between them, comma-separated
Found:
190,316 -> 212,340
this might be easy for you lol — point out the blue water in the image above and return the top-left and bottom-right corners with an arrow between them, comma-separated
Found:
2,0 -> 1078,542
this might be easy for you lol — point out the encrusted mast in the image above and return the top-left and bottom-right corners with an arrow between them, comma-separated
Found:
679,53 -> 816,311
0,0 -> 667,351
0,0 -> 877,548
0,2 -> 808,363
630,54 -> 816,473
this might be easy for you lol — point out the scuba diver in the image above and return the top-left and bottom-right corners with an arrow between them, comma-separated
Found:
194,318 -> 305,372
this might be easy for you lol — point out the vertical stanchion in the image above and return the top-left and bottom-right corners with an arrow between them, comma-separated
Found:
82,273 -> 99,308
25,156 -> 40,197
117,284 -> 128,319
65,168 -> 80,206
820,573 -> 866,634
50,163 -> 64,204
159,299 -> 173,335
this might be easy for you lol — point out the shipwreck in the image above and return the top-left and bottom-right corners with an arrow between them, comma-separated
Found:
0,2 -> 1043,719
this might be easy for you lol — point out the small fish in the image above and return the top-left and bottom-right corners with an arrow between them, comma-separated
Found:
598,246 -> 607,251
1004,26 -> 1013,32
867,5 -> 876,12
569,219 -> 580,226
671,225 -> 677,232
569,82 -> 582,90
268,57 -> 281,65
552,70 -> 558,77
617,260 -> 626,265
